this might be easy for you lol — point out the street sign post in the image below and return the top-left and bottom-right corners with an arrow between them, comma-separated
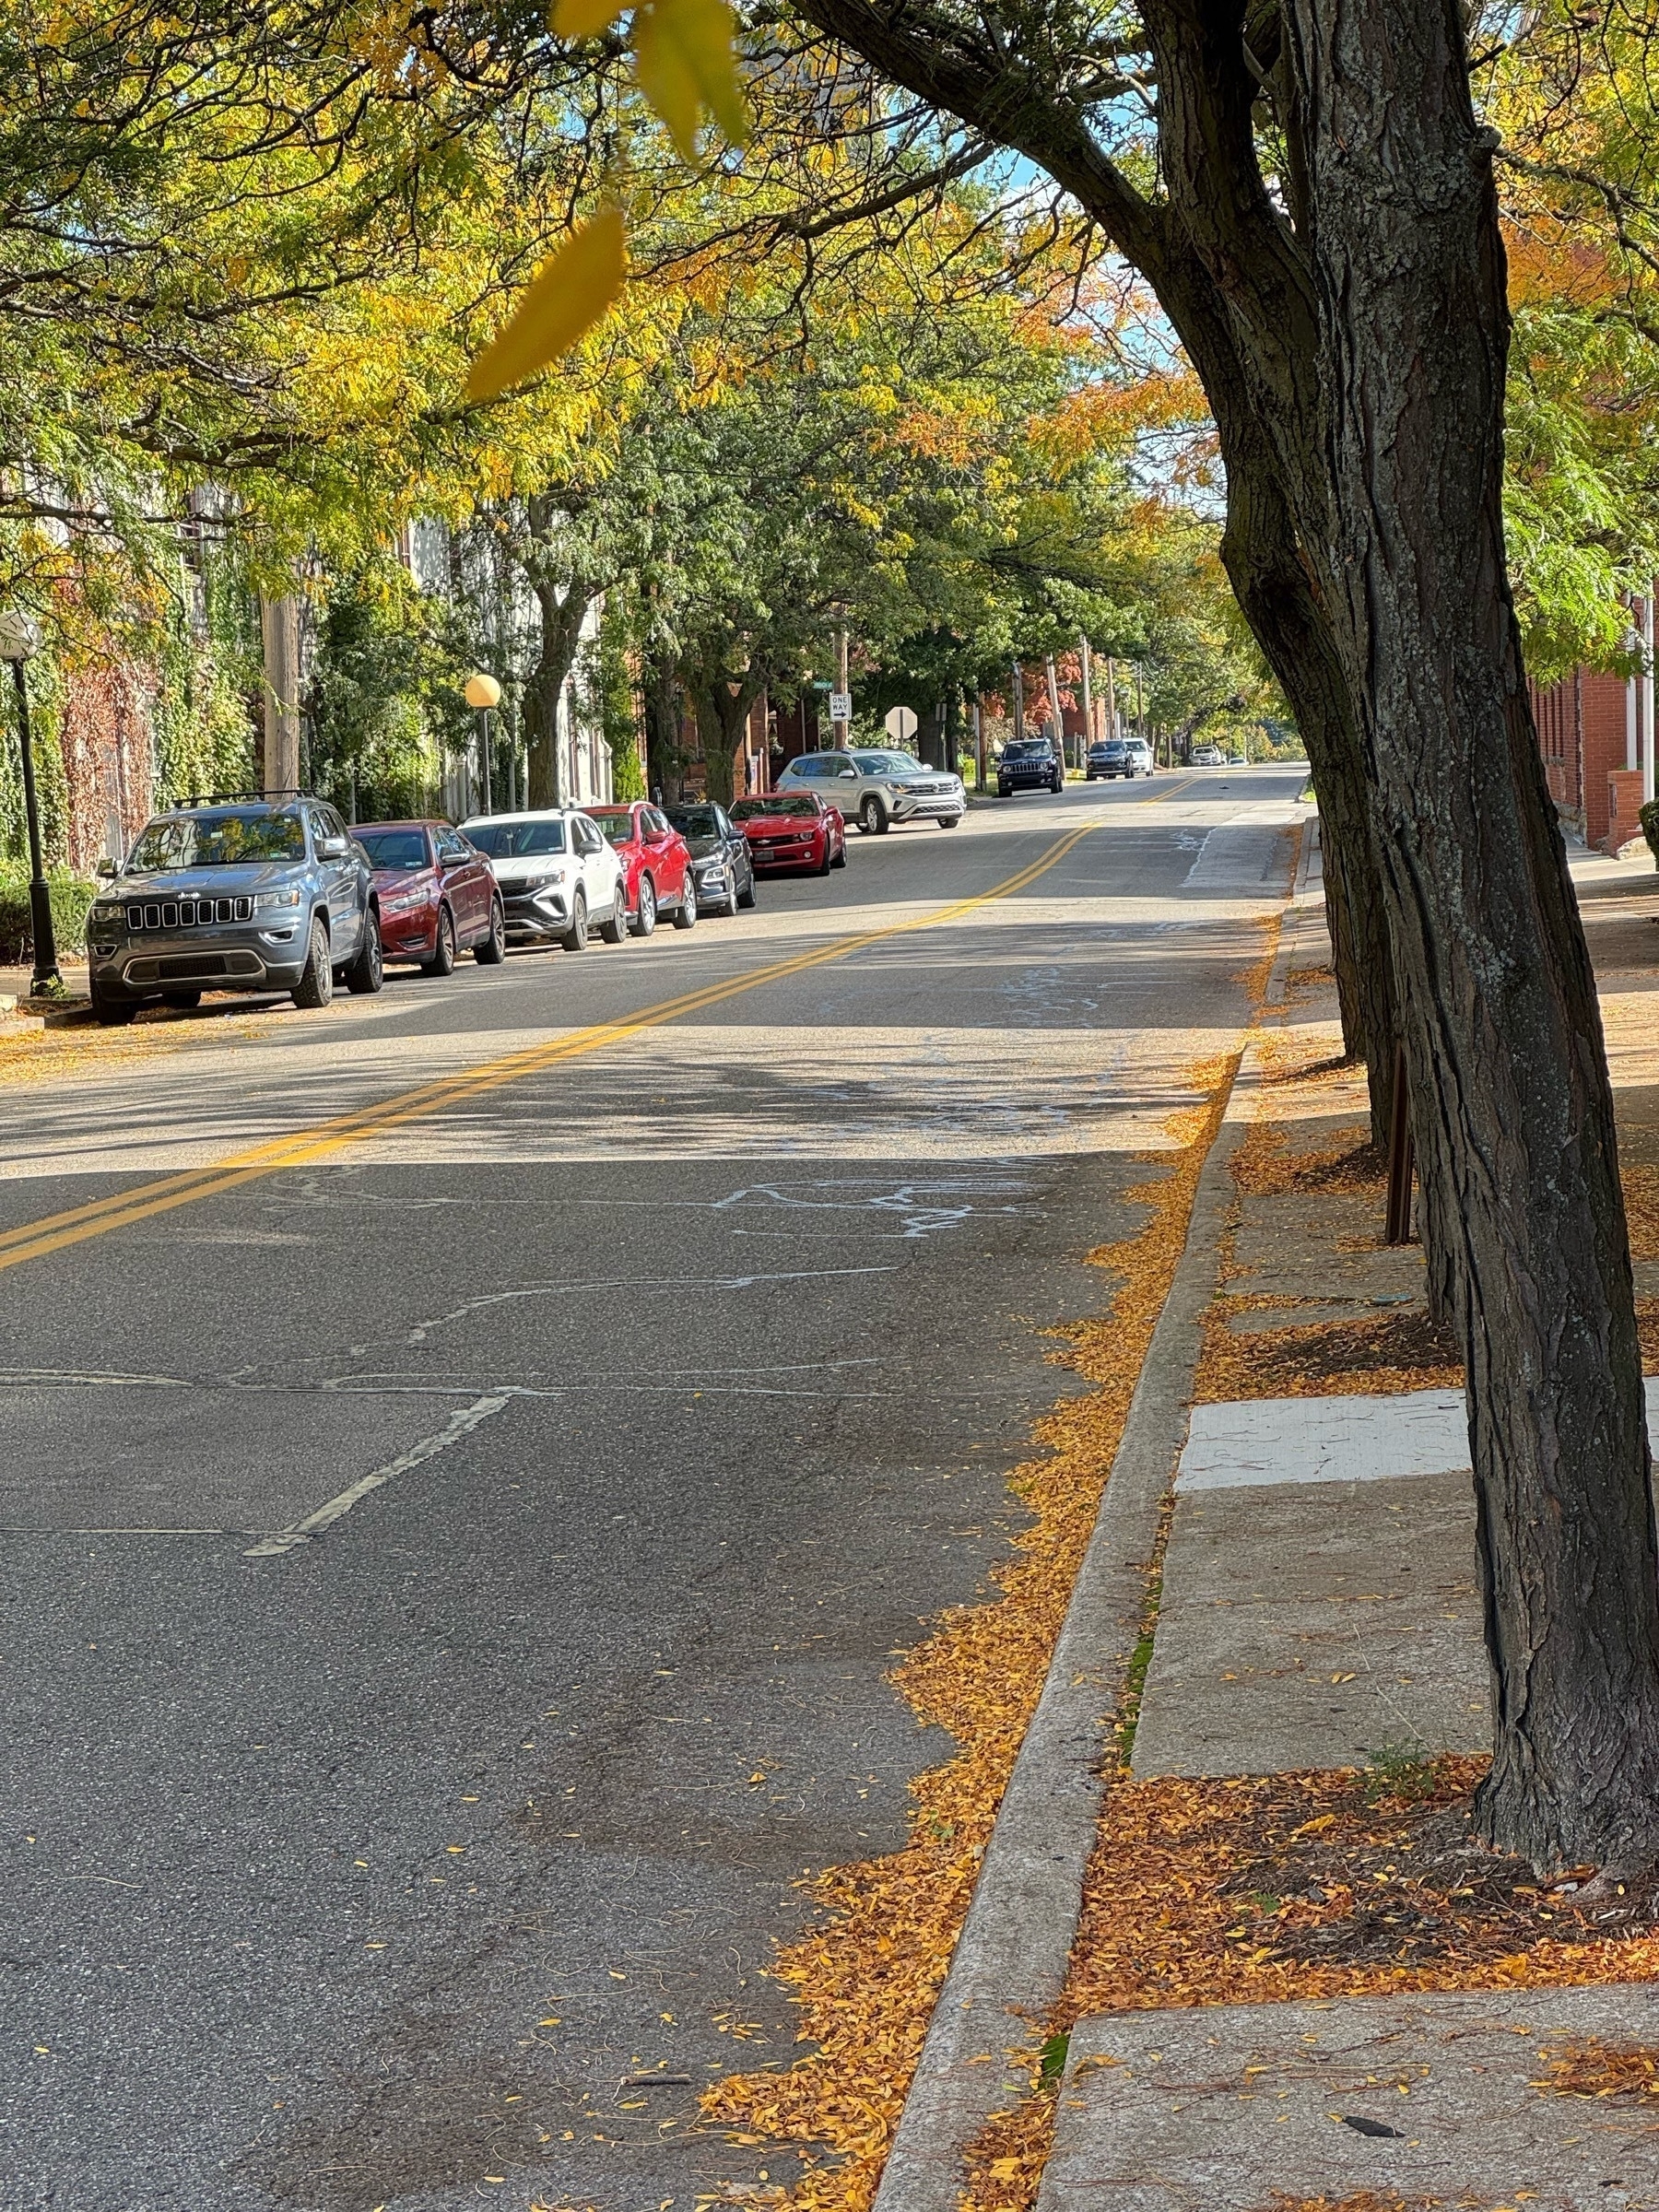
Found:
0,610 -> 61,994
829,691 -> 853,725
883,705 -> 918,744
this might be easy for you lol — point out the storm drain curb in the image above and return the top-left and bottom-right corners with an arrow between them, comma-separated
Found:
871,818 -> 1317,2212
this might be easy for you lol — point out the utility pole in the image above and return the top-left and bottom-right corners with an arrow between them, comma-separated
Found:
1643,594 -> 1656,809
1011,662 -> 1025,744
834,629 -> 851,747
0,613 -> 60,996
972,694 -> 984,792
1104,656 -> 1117,742
260,594 -> 301,794
1045,654 -> 1065,769
1079,639 -> 1093,750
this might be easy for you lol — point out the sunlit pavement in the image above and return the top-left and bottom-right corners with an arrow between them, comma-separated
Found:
0,768 -> 1305,2211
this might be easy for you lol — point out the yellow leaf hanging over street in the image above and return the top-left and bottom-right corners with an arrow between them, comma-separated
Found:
635,0 -> 749,161
465,210 -> 627,401
550,0 -> 628,39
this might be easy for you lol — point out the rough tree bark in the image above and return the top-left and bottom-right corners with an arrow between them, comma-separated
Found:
1279,0 -> 1659,1869
682,646 -> 764,806
793,0 -> 1659,1870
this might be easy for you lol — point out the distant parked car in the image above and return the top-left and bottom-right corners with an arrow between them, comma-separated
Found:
582,802 -> 698,935
663,801 -> 758,916
730,791 -> 847,874
353,819 -> 504,973
84,794 -> 382,1023
777,748 -> 963,834
998,736 -> 1064,796
1086,736 -> 1154,781
1191,744 -> 1227,767
461,808 -> 629,951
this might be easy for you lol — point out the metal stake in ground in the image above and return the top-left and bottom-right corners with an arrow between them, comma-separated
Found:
0,611 -> 61,997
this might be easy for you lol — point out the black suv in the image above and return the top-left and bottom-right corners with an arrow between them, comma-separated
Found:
84,794 -> 382,1024
998,735 -> 1065,796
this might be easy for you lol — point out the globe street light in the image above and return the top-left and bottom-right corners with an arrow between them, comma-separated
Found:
0,609 -> 61,996
463,672 -> 501,815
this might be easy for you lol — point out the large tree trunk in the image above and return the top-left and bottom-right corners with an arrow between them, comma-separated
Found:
684,652 -> 760,806
1282,0 -> 1659,1870
523,573 -> 595,811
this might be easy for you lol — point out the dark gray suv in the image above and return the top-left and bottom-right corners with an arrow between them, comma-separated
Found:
84,794 -> 382,1025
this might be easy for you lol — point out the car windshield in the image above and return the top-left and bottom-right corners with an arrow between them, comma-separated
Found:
1004,740 -> 1051,759
666,806 -> 721,837
584,810 -> 637,845
126,810 -> 306,870
465,819 -> 568,857
850,751 -> 917,775
732,795 -> 818,819
355,829 -> 429,870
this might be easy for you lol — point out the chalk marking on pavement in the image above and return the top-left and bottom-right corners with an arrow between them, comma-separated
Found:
403,1261 -> 903,1345
0,798 -> 1191,1277
242,1391 -> 512,1558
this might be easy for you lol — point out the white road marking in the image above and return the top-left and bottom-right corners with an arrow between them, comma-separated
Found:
242,1392 -> 512,1558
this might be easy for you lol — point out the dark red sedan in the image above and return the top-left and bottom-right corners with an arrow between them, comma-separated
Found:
729,792 -> 847,876
353,819 -> 505,972
583,802 -> 696,934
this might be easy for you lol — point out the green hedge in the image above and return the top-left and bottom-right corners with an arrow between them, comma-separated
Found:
0,866 -> 96,964
1641,798 -> 1659,869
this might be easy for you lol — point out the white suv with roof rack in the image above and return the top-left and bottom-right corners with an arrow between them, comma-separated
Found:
777,747 -> 964,834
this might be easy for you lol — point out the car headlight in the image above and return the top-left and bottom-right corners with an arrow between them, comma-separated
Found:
381,886 -> 431,916
254,887 -> 302,912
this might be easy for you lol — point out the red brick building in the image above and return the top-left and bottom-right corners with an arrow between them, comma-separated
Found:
1528,665 -> 1649,854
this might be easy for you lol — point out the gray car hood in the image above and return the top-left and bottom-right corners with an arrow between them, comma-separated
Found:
106,860 -> 309,900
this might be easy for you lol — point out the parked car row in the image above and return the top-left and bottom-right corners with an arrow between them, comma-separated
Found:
83,755 -> 954,1024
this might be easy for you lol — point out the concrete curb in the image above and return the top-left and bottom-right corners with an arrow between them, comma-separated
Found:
871,818 -> 1320,2212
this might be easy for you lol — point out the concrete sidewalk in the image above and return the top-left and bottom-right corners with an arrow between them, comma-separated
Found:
1036,836 -> 1659,2212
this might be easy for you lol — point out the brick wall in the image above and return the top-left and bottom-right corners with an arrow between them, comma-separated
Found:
1529,668 -> 1632,850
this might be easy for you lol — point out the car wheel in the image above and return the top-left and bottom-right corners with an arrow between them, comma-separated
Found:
858,794 -> 888,835
938,815 -> 961,830
90,974 -> 136,1026
346,907 -> 384,994
818,834 -> 833,876
475,898 -> 506,963
601,884 -> 629,944
673,877 -> 698,929
830,838 -> 846,868
292,918 -> 334,1008
423,903 -> 456,977
561,891 -> 588,952
161,990 -> 202,1010
633,877 -> 657,937
736,869 -> 757,910
721,872 -> 739,917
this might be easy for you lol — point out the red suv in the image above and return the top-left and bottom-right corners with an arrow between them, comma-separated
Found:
583,803 -> 697,935
353,819 -> 505,972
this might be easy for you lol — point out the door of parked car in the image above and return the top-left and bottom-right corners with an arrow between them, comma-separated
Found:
309,804 -> 363,957
435,825 -> 488,937
571,810 -> 623,921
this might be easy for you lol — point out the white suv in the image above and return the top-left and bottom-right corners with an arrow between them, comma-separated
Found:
778,747 -> 965,833
461,808 -> 628,950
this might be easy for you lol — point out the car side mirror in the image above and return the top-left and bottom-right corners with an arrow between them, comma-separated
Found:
95,855 -> 117,878
319,834 -> 349,858
838,768 -> 857,780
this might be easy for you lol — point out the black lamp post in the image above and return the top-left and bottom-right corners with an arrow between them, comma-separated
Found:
464,672 -> 501,814
0,612 -> 61,997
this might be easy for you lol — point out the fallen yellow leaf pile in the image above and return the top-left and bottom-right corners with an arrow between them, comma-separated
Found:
1533,2035 -> 1659,2099
699,1060 -> 1242,2209
959,1761 -> 1659,2212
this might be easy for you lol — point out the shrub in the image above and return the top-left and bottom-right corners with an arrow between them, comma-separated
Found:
0,865 -> 96,964
1640,797 -> 1659,868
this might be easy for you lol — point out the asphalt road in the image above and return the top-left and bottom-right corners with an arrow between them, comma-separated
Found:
0,768 -> 1304,2212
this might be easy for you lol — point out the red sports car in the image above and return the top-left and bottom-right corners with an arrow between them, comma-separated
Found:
583,802 -> 696,935
729,792 -> 847,875
353,818 -> 505,972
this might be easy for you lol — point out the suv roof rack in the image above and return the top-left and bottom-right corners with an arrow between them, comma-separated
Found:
173,786 -> 317,808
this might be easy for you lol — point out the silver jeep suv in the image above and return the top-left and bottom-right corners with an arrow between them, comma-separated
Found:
777,747 -> 965,834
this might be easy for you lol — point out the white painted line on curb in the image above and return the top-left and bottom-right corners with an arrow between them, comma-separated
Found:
242,1392 -> 512,1559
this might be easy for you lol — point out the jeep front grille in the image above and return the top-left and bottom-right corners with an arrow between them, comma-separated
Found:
126,896 -> 254,930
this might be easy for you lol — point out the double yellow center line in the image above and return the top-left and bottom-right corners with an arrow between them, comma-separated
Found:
0,811 -> 1136,1277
